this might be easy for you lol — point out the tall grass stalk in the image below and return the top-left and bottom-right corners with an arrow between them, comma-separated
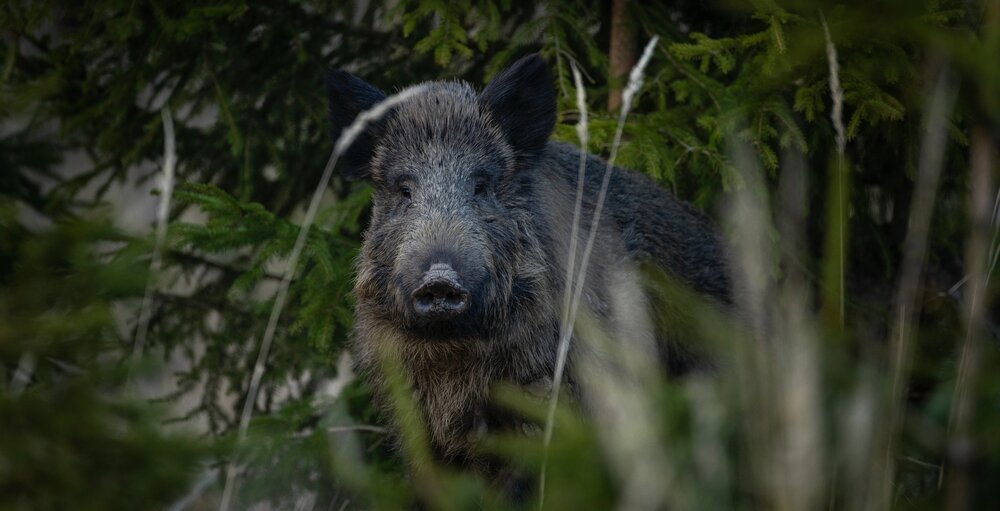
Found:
774,150 -> 825,511
540,59 -> 589,510
540,36 -> 659,510
943,125 -> 996,509
131,108 -> 177,368
725,141 -> 825,511
218,84 -> 430,511
570,37 -> 678,509
880,68 -> 956,509
558,36 -> 659,348
820,11 -> 846,328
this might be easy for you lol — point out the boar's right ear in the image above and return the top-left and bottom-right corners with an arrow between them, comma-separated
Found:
478,54 -> 556,161
326,69 -> 388,180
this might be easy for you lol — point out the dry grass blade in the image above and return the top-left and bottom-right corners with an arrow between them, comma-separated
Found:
539,59 -> 589,510
539,35 -> 660,511
819,12 -> 846,156
131,108 -> 177,369
559,35 -> 660,361
820,11 -> 847,326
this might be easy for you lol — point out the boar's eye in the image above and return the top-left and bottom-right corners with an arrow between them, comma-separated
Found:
473,181 -> 487,196
394,174 -> 415,199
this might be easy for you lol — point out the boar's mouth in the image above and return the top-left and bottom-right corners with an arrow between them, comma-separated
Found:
403,306 -> 486,341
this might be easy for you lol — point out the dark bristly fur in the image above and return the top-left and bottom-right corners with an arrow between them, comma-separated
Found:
326,54 -> 731,473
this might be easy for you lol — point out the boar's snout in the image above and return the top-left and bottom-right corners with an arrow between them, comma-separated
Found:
411,263 -> 470,320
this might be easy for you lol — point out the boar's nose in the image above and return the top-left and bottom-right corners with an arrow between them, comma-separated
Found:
412,263 -> 469,319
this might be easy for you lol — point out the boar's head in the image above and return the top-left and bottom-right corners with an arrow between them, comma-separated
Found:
327,55 -> 556,341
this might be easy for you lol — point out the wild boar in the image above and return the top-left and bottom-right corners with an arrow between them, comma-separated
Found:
326,54 -> 731,472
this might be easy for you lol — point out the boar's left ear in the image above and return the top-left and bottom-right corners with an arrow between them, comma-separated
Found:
479,53 -> 556,161
326,69 -> 388,180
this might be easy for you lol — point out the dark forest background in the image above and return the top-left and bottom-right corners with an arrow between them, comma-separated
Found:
1,0 -> 998,509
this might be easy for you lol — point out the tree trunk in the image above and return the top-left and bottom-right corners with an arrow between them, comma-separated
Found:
607,0 -> 637,112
